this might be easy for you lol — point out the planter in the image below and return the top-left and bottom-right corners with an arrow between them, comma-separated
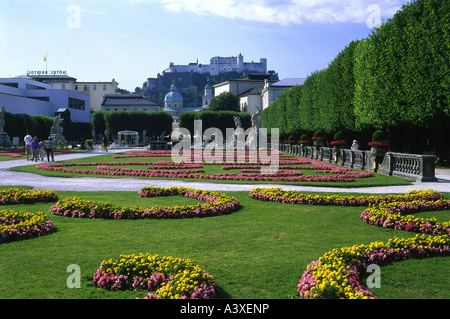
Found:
371,146 -> 387,158
332,145 -> 343,163
371,146 -> 388,172
313,139 -> 325,147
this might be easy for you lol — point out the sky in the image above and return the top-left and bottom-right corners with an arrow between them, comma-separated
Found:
0,0 -> 411,92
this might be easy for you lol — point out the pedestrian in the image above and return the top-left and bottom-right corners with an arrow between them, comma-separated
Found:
102,135 -> 108,152
39,140 -> 46,161
24,134 -> 33,160
30,137 -> 39,162
351,140 -> 359,151
45,136 -> 54,162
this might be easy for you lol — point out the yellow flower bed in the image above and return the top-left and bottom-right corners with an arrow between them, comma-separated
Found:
0,188 -> 58,205
0,210 -> 55,243
298,235 -> 450,299
250,188 -> 450,299
361,199 -> 450,235
249,188 -> 443,206
50,186 -> 240,219
93,253 -> 217,299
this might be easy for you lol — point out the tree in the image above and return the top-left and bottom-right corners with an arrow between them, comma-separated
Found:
208,92 -> 240,112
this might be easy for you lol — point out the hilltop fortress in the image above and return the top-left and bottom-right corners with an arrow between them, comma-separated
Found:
162,53 -> 267,77
145,54 -> 273,108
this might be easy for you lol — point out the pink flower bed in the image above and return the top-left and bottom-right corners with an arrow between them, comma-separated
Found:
36,154 -> 374,183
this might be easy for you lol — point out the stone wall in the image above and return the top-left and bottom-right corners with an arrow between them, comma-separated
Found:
276,143 -> 437,182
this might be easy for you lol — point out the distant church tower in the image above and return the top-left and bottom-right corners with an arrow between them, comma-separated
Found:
202,78 -> 213,107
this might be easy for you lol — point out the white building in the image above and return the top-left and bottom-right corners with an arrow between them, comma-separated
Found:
27,71 -> 119,112
213,76 -> 307,115
261,78 -> 306,110
163,54 -> 267,76
0,76 -> 91,123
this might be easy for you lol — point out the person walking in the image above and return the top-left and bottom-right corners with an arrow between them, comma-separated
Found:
39,140 -> 46,161
45,136 -> 54,162
24,134 -> 33,160
102,135 -> 108,152
30,137 -> 39,162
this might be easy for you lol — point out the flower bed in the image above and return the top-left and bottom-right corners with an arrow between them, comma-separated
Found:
0,152 -> 23,158
93,253 -> 217,299
50,186 -> 240,219
298,235 -> 450,299
361,200 -> 450,236
249,188 -> 443,207
250,188 -> 450,298
0,210 -> 55,244
0,188 -> 58,205
36,155 -> 374,183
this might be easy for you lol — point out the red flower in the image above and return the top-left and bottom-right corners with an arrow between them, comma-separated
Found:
330,140 -> 347,146
368,141 -> 389,147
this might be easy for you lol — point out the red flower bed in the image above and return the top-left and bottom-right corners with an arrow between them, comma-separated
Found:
36,153 -> 374,183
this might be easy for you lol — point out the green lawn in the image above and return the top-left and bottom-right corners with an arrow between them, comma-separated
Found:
1,189 -> 448,299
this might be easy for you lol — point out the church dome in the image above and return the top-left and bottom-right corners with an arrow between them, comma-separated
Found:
164,83 -> 183,102
164,91 -> 183,102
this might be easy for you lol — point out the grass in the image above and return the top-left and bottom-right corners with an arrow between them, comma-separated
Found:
8,152 -> 413,188
0,189 -> 448,299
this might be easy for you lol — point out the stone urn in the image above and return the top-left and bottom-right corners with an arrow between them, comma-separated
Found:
332,145 -> 343,163
370,145 -> 388,172
371,146 -> 387,157
313,139 -> 325,147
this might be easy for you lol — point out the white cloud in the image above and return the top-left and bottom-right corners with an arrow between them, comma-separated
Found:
140,0 -> 408,25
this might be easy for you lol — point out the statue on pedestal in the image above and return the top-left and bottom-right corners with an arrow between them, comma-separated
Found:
0,106 -> 12,147
50,114 -> 67,145
246,106 -> 261,150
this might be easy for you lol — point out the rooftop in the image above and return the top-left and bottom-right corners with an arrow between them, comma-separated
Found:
271,78 -> 307,87
101,94 -> 158,106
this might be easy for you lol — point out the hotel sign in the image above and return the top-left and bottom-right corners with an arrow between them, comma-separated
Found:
27,70 -> 67,76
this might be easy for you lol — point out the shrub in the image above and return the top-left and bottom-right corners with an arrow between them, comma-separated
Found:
371,130 -> 386,142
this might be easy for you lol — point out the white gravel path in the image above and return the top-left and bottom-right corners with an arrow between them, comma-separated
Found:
1,149 -> 449,194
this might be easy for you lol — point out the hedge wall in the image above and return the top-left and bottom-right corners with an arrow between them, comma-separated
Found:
92,111 -> 173,138
262,0 -> 449,159
3,112 -> 91,142
178,111 -> 251,138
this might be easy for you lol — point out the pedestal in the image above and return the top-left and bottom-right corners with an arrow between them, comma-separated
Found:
0,132 -> 12,147
50,133 -> 68,146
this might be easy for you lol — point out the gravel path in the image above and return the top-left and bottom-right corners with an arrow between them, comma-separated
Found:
1,149 -> 449,194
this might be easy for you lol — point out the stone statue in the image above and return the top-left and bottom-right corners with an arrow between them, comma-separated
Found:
51,115 -> 63,135
246,106 -> 261,150
233,116 -> 242,129
0,106 -> 5,133
49,114 -> 67,145
233,116 -> 245,149
0,106 -> 11,147
251,106 -> 261,131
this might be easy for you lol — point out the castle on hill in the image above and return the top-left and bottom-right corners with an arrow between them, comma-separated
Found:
162,53 -> 267,76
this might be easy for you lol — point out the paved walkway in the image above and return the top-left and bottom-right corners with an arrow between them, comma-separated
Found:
0,149 -> 449,194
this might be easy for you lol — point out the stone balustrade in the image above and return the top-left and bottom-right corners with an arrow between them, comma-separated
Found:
276,143 -> 437,182
378,152 -> 437,182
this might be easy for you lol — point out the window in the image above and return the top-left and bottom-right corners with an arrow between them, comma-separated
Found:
103,85 -> 107,91
68,97 -> 85,110
75,85 -> 78,91
84,85 -> 88,91
93,85 -> 97,91
62,84 -> 66,90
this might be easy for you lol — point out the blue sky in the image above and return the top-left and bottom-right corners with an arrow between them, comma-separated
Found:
0,0 -> 410,91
